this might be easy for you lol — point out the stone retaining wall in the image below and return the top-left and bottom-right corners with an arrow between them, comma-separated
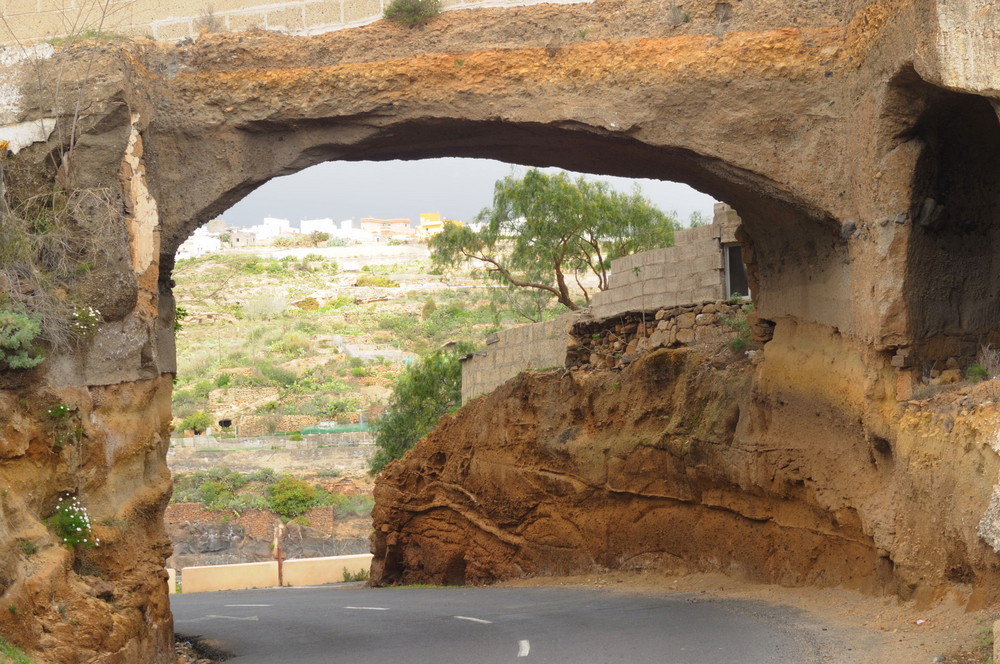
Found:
567,300 -> 770,370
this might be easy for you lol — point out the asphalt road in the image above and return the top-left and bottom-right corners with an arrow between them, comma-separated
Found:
171,585 -> 843,663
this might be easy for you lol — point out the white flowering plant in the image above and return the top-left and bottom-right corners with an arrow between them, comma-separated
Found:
69,306 -> 101,334
43,403 -> 83,447
48,494 -> 99,549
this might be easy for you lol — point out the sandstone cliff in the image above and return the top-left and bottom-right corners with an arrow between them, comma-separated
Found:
372,326 -> 1000,609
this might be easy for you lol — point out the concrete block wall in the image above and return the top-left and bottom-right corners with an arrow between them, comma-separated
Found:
0,0 -> 591,45
590,215 -> 728,320
460,312 -> 576,403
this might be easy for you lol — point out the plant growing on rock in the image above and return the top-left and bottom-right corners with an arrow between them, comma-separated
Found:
383,0 -> 440,26
48,494 -> 99,549
0,309 -> 44,370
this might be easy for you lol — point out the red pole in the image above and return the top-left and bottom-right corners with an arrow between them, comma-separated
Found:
277,544 -> 283,587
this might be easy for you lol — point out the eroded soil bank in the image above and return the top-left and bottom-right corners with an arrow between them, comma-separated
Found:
372,321 -> 1000,611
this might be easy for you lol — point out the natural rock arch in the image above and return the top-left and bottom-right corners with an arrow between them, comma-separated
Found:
0,0 -> 998,661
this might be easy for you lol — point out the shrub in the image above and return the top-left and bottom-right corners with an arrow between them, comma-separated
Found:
0,309 -> 44,370
332,494 -> 374,519
48,494 -> 99,548
721,303 -> 753,353
260,363 -> 298,387
967,363 -> 989,383
421,298 -> 437,320
343,567 -> 370,582
355,274 -> 399,288
266,475 -> 317,518
384,0 -> 440,26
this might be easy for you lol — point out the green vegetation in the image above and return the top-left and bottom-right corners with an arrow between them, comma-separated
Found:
383,0 -> 440,26
355,274 -> 399,288
47,494 -> 98,548
266,475 -> 317,518
369,342 -> 474,474
0,309 -> 44,370
0,638 -> 35,664
179,411 -> 213,435
430,168 -> 680,313
967,363 -> 990,383
342,567 -> 370,582
169,253 -> 536,423
720,303 -> 753,353
171,467 -> 374,520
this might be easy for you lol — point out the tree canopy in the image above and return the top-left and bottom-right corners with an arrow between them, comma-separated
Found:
429,169 -> 680,312
369,341 -> 475,475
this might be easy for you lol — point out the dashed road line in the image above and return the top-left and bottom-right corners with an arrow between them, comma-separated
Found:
225,604 -> 271,607
175,615 -> 260,623
344,606 -> 390,611
454,616 -> 493,624
518,640 -> 530,657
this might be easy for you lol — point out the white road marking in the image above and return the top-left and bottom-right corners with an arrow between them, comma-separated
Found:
344,606 -> 390,611
225,604 -> 271,607
518,640 -> 530,657
454,616 -> 493,624
175,615 -> 260,623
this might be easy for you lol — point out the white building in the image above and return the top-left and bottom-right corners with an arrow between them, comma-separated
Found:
300,218 -> 337,235
330,219 -> 376,243
247,217 -> 293,239
176,226 -> 222,259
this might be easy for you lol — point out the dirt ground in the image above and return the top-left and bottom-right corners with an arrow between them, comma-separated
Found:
501,571 -> 996,663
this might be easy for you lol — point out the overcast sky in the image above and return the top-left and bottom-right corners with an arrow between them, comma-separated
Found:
220,158 -> 719,229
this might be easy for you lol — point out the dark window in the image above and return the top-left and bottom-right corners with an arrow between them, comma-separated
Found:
725,244 -> 749,298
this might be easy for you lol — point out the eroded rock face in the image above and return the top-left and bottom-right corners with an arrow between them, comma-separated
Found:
372,328 -> 1000,607
0,380 -> 174,664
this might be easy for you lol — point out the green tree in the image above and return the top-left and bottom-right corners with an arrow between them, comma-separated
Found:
429,169 -> 680,311
688,210 -> 711,227
309,231 -> 330,247
369,342 -> 474,475
179,410 -> 213,435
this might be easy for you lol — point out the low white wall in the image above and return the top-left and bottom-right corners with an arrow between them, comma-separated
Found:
182,561 -> 279,593
283,553 -> 372,586
176,553 -> 374,593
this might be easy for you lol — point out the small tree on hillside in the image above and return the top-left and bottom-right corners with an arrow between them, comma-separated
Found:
309,231 -> 330,247
369,342 -> 474,475
429,169 -> 680,312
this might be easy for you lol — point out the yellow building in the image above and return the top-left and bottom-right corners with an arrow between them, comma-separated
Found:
417,213 -> 463,239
